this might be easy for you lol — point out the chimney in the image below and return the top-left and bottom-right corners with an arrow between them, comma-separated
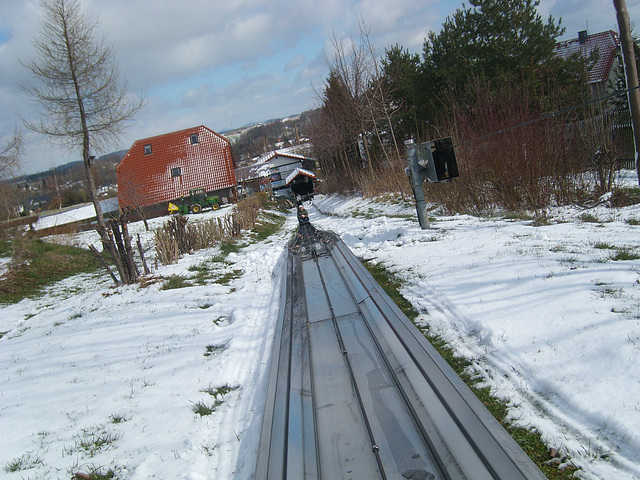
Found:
578,30 -> 588,44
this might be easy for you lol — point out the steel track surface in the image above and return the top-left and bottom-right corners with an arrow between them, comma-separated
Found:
255,224 -> 547,480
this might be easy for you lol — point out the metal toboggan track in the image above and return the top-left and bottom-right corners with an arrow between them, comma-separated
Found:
255,223 -> 548,480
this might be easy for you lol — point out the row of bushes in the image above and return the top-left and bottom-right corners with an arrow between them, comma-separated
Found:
316,82 -> 633,214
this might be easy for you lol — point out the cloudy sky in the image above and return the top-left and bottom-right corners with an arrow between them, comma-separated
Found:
0,0 -> 636,175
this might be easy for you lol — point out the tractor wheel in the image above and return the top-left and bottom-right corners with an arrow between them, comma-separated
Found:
191,204 -> 202,213
212,203 -> 220,210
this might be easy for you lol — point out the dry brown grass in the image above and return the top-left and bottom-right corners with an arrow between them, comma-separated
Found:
154,196 -> 265,265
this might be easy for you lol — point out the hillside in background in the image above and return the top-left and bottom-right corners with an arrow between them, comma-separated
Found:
222,109 -> 317,166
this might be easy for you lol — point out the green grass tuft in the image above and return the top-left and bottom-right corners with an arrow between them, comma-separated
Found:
251,211 -> 285,242
579,213 -> 600,223
204,344 -> 226,356
610,247 -> 640,261
215,269 -> 243,285
219,241 -> 242,256
109,414 -> 128,424
69,463 -> 118,480
69,426 -> 121,457
363,261 -> 420,319
161,274 -> 192,290
192,400 -> 222,416
4,452 -> 43,473
0,240 -> 12,257
188,261 -> 216,285
592,241 -> 616,250
201,384 -> 239,397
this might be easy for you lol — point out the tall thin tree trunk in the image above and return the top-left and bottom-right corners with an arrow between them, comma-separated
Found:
614,0 -> 640,184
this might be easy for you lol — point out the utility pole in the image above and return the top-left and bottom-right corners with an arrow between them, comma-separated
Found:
614,0 -> 640,184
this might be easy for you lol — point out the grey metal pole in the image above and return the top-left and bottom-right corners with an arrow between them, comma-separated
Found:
405,140 -> 430,229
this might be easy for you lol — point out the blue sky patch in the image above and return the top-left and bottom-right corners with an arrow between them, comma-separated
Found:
0,28 -> 10,44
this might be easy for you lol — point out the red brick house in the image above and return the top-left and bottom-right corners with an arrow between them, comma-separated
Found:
117,126 -> 237,211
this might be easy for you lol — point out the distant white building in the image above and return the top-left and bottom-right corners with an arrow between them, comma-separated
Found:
235,151 -> 316,197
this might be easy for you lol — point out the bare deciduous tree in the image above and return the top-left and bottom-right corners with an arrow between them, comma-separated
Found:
0,129 -> 23,180
311,22 -> 406,195
22,0 -> 145,284
0,129 -> 23,220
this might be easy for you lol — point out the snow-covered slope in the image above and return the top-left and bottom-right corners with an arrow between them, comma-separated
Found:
2,172 -> 640,479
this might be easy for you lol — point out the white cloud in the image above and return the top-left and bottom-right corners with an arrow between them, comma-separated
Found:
541,0 -> 639,40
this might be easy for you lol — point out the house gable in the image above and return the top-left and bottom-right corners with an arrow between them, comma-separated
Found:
555,30 -> 620,87
235,151 -> 316,195
117,126 -> 236,209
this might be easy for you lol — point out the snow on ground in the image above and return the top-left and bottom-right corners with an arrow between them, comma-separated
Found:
31,198 -> 120,231
32,203 -> 98,230
2,172 -> 640,479
1,206 -> 293,479
311,175 -> 640,480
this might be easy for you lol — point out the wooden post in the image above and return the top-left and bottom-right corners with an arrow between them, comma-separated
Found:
137,234 -> 151,275
89,244 -> 120,286
614,0 -> 640,184
121,219 -> 140,280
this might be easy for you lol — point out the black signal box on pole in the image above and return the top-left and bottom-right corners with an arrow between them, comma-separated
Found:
431,137 -> 459,182
410,137 -> 459,184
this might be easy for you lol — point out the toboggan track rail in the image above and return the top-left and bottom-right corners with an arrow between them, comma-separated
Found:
255,223 -> 548,480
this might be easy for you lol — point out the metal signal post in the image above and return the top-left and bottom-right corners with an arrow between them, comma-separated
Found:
405,137 -> 459,229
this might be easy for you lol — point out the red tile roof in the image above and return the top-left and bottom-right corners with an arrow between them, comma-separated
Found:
117,125 -> 236,209
555,30 -> 620,84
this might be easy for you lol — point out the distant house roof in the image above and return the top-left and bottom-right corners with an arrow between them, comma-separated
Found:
285,168 -> 316,186
555,30 -> 620,84
256,151 -> 312,165
235,163 -> 272,182
265,151 -> 308,161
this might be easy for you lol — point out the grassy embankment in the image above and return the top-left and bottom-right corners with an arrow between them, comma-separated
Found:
0,237 -> 102,305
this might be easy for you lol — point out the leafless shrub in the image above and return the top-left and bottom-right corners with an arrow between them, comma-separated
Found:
569,106 -> 625,195
155,216 -> 189,265
7,233 -> 29,272
350,158 -> 412,199
310,22 -> 406,195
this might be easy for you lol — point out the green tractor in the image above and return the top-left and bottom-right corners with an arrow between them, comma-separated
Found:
168,188 -> 221,214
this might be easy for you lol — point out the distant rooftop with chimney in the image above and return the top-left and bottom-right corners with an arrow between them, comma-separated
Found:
555,30 -> 620,85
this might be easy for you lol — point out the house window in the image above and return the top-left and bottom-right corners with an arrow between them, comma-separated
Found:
144,144 -> 152,155
171,167 -> 181,178
190,133 -> 198,144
